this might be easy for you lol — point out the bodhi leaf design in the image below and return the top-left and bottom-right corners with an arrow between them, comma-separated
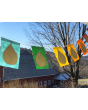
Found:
3,41 -> 18,65
36,51 -> 47,67
70,47 -> 77,59
58,50 -> 66,64
80,42 -> 87,53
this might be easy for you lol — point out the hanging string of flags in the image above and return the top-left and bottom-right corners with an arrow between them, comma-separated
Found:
0,28 -> 88,69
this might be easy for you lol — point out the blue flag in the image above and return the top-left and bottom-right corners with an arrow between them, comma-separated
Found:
0,38 -> 20,69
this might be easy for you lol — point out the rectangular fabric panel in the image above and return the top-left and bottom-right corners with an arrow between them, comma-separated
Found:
77,39 -> 88,55
0,38 -> 20,69
67,44 -> 79,62
53,47 -> 69,67
83,33 -> 88,42
31,46 -> 49,69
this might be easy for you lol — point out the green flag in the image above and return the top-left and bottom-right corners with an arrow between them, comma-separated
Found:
0,38 -> 20,69
32,46 -> 49,69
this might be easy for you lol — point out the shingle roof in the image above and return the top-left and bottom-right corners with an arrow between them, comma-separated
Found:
3,48 -> 59,81
54,73 -> 70,80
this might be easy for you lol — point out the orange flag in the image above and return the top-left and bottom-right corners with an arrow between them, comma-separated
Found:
67,44 -> 79,62
77,39 -> 88,55
53,47 -> 69,67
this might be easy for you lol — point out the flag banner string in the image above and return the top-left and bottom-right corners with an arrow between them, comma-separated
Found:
0,28 -> 88,69
0,28 -> 88,48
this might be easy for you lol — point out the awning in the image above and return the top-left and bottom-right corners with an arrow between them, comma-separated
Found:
54,73 -> 70,81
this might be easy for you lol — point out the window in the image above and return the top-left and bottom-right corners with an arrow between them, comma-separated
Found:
52,80 -> 54,84
44,81 -> 47,86
48,80 -> 51,85
39,81 -> 42,87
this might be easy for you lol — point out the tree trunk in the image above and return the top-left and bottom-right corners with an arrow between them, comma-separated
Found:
71,78 -> 78,88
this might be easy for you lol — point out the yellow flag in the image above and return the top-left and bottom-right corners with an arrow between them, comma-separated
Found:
67,44 -> 79,62
53,47 -> 69,67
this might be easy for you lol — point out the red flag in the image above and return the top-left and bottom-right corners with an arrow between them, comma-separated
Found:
83,28 -> 88,42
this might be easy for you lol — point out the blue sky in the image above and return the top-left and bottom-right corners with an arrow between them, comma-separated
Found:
0,22 -> 88,56
0,22 -> 31,49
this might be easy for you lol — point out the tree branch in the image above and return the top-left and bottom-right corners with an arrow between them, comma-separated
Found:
57,22 -> 64,45
79,60 -> 88,72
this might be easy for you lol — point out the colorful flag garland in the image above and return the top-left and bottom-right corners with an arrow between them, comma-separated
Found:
53,47 -> 69,67
0,30 -> 88,69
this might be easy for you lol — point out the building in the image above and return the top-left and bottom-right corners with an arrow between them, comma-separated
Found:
53,73 -> 71,87
0,66 -> 3,87
1,48 -> 59,88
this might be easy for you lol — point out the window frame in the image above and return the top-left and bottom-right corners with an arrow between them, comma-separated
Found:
39,81 -> 42,87
44,81 -> 47,86
48,80 -> 51,85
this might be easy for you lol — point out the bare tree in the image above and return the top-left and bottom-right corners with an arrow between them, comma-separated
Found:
24,22 -> 88,88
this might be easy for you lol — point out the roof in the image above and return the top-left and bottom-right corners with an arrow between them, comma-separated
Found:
81,22 -> 88,25
3,48 -> 59,81
54,73 -> 70,80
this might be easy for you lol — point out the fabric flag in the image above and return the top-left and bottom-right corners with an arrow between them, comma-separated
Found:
0,38 -> 20,69
32,46 -> 49,69
77,39 -> 88,55
83,28 -> 88,42
67,44 -> 79,62
53,47 -> 69,67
